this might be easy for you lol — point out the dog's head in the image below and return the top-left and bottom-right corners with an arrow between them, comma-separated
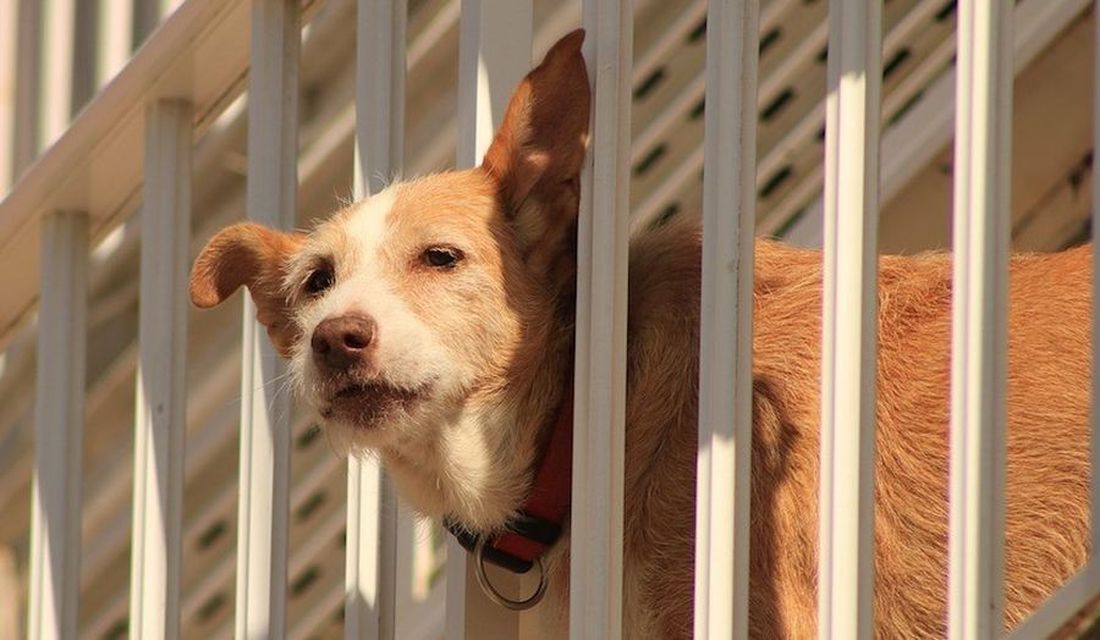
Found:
189,31 -> 589,453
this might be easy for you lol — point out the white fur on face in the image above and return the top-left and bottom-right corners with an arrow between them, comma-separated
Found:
286,188 -> 469,445
279,176 -> 547,533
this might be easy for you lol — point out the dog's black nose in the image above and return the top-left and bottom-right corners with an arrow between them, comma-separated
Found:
311,314 -> 376,372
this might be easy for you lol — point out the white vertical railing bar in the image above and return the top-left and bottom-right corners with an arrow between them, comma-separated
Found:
948,2 -> 1012,638
571,1 -> 631,638
447,1 -> 532,637
39,0 -> 75,147
129,99 -> 191,640
455,0 -> 532,167
0,548 -> 17,639
13,0 -> 42,175
0,0 -> 15,191
134,0 -> 164,46
70,1 -> 97,113
27,210 -> 88,640
97,0 -> 136,87
236,1 -> 298,638
818,1 -> 881,638
344,1 -> 405,638
693,0 -> 759,638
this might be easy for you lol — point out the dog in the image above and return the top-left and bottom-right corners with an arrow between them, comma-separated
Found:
189,30 -> 1092,638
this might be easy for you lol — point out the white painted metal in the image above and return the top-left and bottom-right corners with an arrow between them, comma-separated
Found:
948,2 -> 1012,638
784,0 -> 1089,249
39,0 -> 76,148
71,1 -> 98,113
818,1 -> 881,638
129,99 -> 191,640
236,1 -> 298,638
0,0 -> 15,191
0,548 -> 17,640
447,1 -> 532,637
134,0 -> 164,44
27,210 -> 88,640
455,0 -> 532,170
0,0 -> 260,352
571,1 -> 631,638
693,1 -> 758,639
13,0 -> 42,177
97,0 -> 136,87
344,1 -> 405,638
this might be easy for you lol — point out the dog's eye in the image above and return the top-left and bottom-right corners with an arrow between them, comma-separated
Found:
303,267 -> 335,295
423,247 -> 462,269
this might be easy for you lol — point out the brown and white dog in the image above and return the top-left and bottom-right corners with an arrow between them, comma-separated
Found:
189,30 -> 1092,638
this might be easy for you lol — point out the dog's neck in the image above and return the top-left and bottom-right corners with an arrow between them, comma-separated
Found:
379,328 -> 572,534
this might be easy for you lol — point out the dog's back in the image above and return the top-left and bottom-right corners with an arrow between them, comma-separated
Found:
623,221 -> 1091,637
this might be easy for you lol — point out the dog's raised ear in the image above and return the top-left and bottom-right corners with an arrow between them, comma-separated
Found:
190,222 -> 304,357
481,29 -> 590,266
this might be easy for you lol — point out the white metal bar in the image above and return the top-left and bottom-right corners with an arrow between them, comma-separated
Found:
97,0 -> 135,87
693,1 -> 758,639
818,1 -> 881,638
71,1 -> 97,113
344,1 -> 405,638
236,1 -> 298,638
446,1 -> 532,637
129,99 -> 191,640
0,0 -> 262,352
784,0 -> 1088,248
134,0 -> 163,45
27,210 -> 88,640
0,547 -> 17,640
0,0 -> 16,191
455,0 -> 532,171
948,2 -> 1012,638
39,0 -> 76,148
13,0 -> 42,177
571,2 -> 631,638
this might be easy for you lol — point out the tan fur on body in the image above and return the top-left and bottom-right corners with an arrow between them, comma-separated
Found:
620,223 -> 1091,637
189,30 -> 1091,638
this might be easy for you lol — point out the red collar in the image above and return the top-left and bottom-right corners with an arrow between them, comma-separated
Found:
445,387 -> 573,574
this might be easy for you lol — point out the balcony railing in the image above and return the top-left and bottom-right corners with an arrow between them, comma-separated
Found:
0,0 -> 1097,638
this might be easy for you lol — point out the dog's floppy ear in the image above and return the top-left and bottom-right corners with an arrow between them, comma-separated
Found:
481,29 -> 590,266
190,222 -> 304,358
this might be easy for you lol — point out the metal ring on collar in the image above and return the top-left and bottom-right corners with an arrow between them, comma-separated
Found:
473,536 -> 549,611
